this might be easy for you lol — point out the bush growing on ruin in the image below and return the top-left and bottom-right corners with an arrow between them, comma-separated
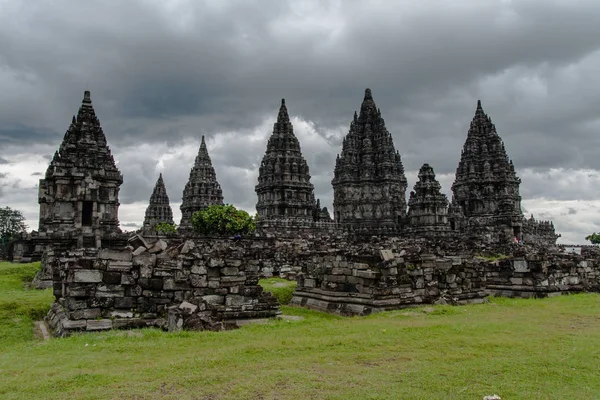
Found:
155,222 -> 177,236
585,232 -> 600,245
191,204 -> 256,236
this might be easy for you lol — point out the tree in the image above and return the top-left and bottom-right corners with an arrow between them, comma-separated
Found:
155,222 -> 177,236
0,206 -> 28,255
191,204 -> 256,236
585,232 -> 600,245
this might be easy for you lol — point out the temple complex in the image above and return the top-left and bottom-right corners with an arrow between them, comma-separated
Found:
255,99 -> 318,221
406,164 -> 449,235
10,88 -> 560,266
38,90 -> 123,248
332,89 -> 408,231
448,101 -> 524,241
179,135 -> 224,231
142,173 -> 174,235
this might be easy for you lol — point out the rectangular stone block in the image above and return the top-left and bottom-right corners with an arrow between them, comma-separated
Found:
96,285 -> 125,298
222,267 -> 239,276
67,284 -> 96,297
191,265 -> 207,275
86,319 -> 113,331
514,260 -> 529,273
189,274 -> 208,288
225,295 -> 244,307
103,271 -> 122,285
202,295 -> 224,305
70,308 -> 102,320
114,297 -> 134,308
109,310 -> 134,318
121,274 -> 136,285
63,320 -> 87,330
73,270 -> 103,283
355,270 -> 377,279
99,249 -> 132,262
107,261 -> 133,272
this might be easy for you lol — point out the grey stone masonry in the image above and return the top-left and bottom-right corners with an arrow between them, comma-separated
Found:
179,135 -> 224,232
45,238 -> 280,337
332,88 -> 408,231
38,90 -> 123,247
255,99 -> 317,221
449,100 -> 524,241
407,163 -> 449,235
142,173 -> 174,235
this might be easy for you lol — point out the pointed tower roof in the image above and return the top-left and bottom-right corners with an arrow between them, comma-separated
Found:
332,88 -> 408,230
180,135 -> 224,230
255,98 -> 316,220
143,173 -> 174,233
451,100 -> 522,219
332,88 -> 406,185
46,90 -> 122,182
407,163 -> 449,232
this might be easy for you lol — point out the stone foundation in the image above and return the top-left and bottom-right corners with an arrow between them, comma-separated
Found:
46,239 -> 280,337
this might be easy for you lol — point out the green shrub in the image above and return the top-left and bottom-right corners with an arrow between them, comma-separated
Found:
191,204 -> 256,236
155,222 -> 177,235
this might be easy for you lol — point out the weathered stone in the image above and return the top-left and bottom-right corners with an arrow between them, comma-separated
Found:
73,270 -> 103,283
255,99 -> 322,222
332,88 -> 407,230
142,174 -> 174,235
179,301 -> 198,314
86,319 -> 113,331
380,249 -> 394,262
179,135 -> 224,232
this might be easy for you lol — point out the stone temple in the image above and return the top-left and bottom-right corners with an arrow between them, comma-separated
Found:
38,90 -> 124,249
407,163 -> 449,235
448,100 -> 525,242
10,88 -> 558,264
6,88 -> 577,336
332,89 -> 408,232
255,99 -> 319,221
142,173 -> 174,235
179,135 -> 224,232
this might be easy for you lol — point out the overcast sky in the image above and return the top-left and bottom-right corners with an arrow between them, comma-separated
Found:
1,0 -> 600,244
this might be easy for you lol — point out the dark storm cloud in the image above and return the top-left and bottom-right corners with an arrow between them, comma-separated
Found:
0,157 -> 9,164
2,0 -> 600,243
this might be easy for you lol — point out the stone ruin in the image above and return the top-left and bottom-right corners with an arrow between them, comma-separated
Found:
9,88 -> 587,336
142,173 -> 174,236
332,89 -> 408,231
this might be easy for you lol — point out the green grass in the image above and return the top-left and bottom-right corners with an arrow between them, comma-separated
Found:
1,262 -> 599,399
259,277 -> 297,304
0,262 -> 52,349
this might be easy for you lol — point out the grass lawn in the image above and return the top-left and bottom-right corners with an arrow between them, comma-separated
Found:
0,262 -> 599,399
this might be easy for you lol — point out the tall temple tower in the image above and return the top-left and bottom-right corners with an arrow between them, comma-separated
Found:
179,135 -> 224,231
449,100 -> 523,239
142,173 -> 174,235
38,90 -> 123,248
255,99 -> 317,220
332,88 -> 407,231
407,163 -> 449,234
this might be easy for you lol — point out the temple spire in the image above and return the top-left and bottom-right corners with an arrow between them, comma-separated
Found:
143,173 -> 174,234
277,98 -> 290,124
180,135 -> 224,232
332,88 -> 407,231
255,99 -> 316,221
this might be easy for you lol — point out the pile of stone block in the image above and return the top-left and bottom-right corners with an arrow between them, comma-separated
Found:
46,235 -> 280,337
